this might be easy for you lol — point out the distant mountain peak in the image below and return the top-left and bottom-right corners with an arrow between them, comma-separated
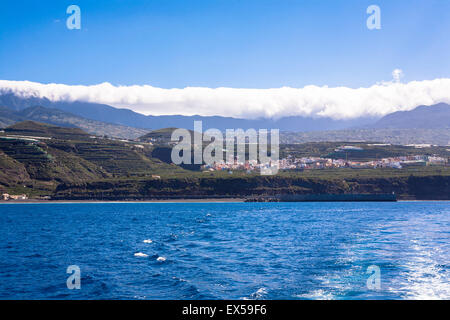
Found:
0,104 -> 149,139
0,92 -> 379,132
372,103 -> 450,129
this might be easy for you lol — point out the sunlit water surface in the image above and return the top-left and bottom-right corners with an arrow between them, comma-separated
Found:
0,202 -> 448,299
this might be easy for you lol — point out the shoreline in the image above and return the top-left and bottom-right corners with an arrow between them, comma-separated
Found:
0,198 -> 246,204
1,199 -> 449,204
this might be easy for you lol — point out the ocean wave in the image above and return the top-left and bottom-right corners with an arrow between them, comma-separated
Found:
241,287 -> 268,300
134,252 -> 148,257
390,248 -> 450,299
295,289 -> 335,300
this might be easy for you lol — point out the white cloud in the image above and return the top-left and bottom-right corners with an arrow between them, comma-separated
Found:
0,79 -> 449,120
392,69 -> 404,83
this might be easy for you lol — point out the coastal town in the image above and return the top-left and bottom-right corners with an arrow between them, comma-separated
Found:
1,193 -> 28,201
1,123 -> 449,202
202,145 -> 449,173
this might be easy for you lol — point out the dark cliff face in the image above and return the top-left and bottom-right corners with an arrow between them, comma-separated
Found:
52,175 -> 450,200
2,121 -> 449,201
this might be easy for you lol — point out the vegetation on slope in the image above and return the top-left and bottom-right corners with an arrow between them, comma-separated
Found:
4,121 -> 90,140
1,121 -> 449,200
0,105 -> 150,139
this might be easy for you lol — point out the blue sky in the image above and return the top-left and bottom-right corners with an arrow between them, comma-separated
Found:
1,0 -> 449,89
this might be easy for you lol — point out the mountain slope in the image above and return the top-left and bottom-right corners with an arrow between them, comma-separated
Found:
0,105 -> 149,139
1,121 -> 449,200
3,92 -> 448,134
0,150 -> 31,187
0,91 -> 377,131
372,103 -> 450,129
0,121 -> 187,194
281,128 -> 450,145
20,106 -> 149,139
4,121 -> 91,140
0,106 -> 26,128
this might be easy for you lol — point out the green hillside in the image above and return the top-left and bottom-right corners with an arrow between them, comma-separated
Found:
139,127 -> 200,145
280,142 -> 450,161
139,127 -> 179,142
1,121 -> 449,200
0,105 -> 150,139
0,121 -> 187,195
281,128 -> 450,146
4,120 -> 90,140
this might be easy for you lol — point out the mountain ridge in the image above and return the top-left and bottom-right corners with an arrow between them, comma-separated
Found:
0,91 -> 377,131
372,103 -> 450,129
1,92 -> 449,141
0,104 -> 149,139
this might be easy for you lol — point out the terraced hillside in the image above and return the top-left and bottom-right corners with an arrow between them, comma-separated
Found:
4,121 -> 90,140
0,121 -> 186,195
1,121 -> 449,200
280,142 -> 450,161
48,140 -> 159,175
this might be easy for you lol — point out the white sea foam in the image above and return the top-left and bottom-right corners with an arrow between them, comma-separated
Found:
295,289 -> 335,300
143,239 -> 153,244
389,242 -> 450,299
134,252 -> 148,257
156,256 -> 166,262
245,287 -> 268,300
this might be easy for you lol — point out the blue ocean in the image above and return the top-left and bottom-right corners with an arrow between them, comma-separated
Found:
0,202 -> 449,300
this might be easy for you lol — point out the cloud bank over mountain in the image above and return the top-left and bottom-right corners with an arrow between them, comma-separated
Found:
1,79 -> 449,120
